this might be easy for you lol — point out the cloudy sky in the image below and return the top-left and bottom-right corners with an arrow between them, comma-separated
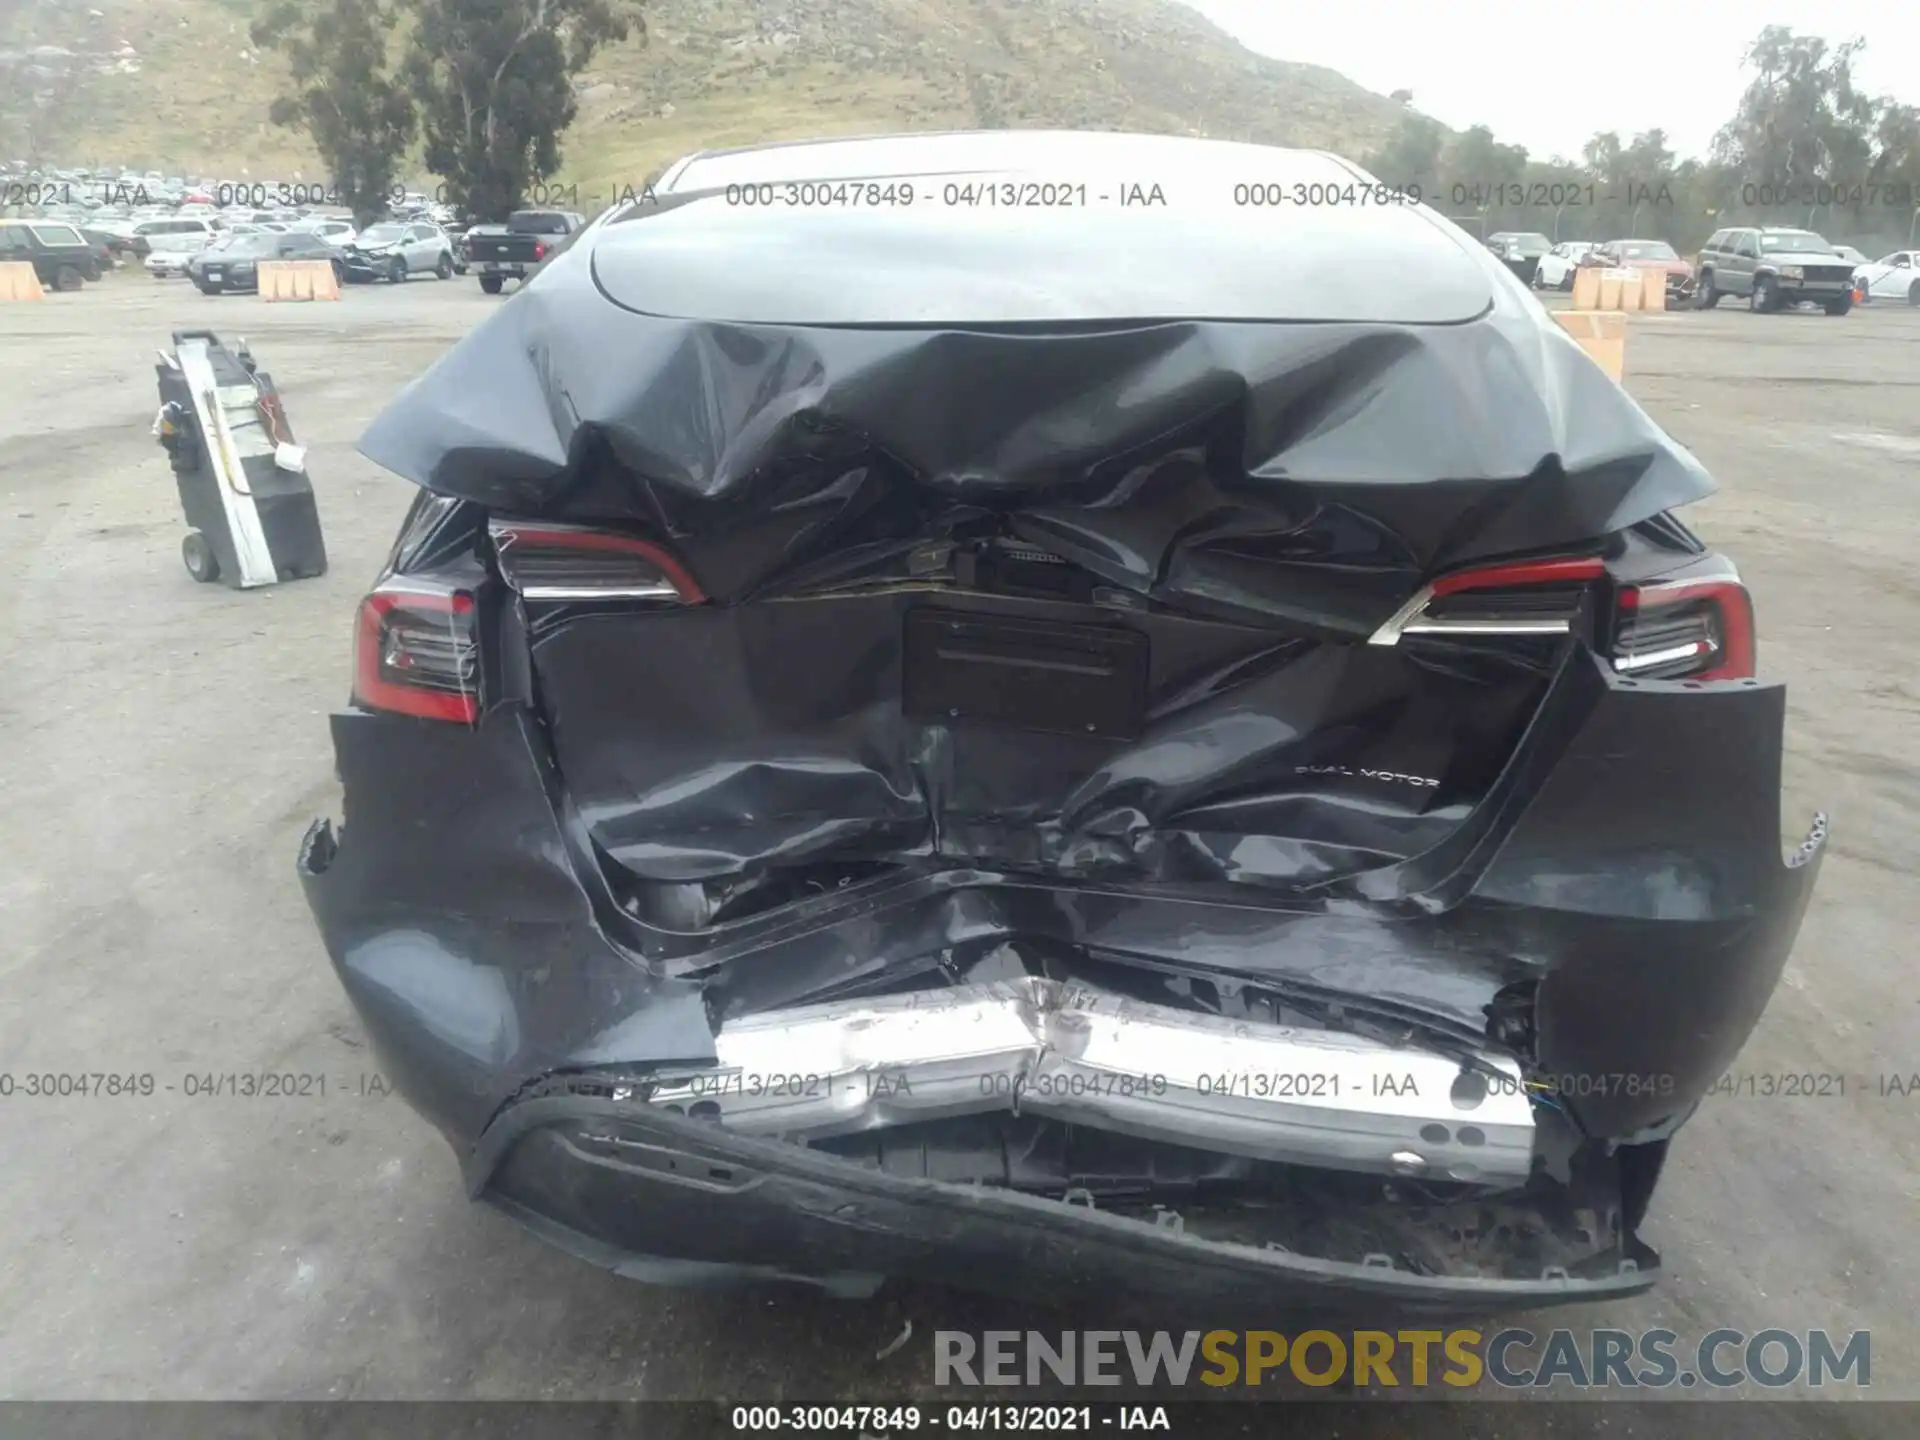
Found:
1178,1 -> 1920,162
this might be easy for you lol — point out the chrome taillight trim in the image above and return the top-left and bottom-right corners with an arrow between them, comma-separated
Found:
1613,640 -> 1716,674
1367,582 -> 1440,646
1399,618 -> 1572,637
517,583 -> 682,601
1370,584 -> 1575,646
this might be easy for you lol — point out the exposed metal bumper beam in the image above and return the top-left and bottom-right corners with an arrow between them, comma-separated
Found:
638,979 -> 1536,1185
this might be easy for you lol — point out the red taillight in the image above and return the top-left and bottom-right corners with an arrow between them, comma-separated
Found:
1370,556 -> 1604,645
490,521 -> 706,603
352,582 -> 479,723
532,240 -> 548,260
1426,557 -> 1606,597
1613,575 -> 1755,681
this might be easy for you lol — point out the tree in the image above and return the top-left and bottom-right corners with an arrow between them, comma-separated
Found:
1361,112 -> 1445,204
1439,124 -> 1527,228
252,0 -> 418,226
1711,28 -> 1875,192
405,0 -> 643,223
1867,102 -> 1920,248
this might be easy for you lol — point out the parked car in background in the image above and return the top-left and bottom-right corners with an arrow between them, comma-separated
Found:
298,217 -> 358,249
1851,250 -> 1918,305
1695,227 -> 1853,314
142,224 -> 215,278
75,227 -> 123,271
1532,240 -> 1597,290
0,220 -> 102,289
338,220 -> 457,283
186,229 -> 344,294
1830,244 -> 1868,267
1586,239 -> 1695,306
1486,232 -> 1552,286
129,216 -> 216,268
462,209 -> 586,293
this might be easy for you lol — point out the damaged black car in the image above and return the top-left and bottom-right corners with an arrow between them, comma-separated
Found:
299,131 -> 1826,1319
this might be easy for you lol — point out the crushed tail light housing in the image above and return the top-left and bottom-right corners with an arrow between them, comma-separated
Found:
352,580 -> 480,723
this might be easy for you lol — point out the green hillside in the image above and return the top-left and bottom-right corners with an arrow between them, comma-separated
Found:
4,0 -> 1421,194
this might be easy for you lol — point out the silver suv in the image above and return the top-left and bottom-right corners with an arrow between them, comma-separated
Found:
1695,226 -> 1855,314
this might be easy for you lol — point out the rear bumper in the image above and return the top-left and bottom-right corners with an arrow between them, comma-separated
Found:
470,1095 -> 1658,1319
298,653 -> 1824,1309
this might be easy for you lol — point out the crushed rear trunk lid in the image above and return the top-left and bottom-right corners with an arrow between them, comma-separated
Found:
355,164 -> 1714,912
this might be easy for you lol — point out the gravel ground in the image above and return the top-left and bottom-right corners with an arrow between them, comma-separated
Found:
0,273 -> 1915,1437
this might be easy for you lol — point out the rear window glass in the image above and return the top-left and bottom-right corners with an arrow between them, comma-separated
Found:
30,225 -> 84,245
1759,231 -> 1832,253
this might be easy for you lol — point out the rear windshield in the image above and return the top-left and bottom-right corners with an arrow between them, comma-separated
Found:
30,225 -> 84,245
1618,241 -> 1679,260
1759,231 -> 1832,253
509,212 -> 572,234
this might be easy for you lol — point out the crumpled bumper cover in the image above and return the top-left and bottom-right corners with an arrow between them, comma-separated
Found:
297,649 -> 1824,1310
472,1097 -> 1656,1319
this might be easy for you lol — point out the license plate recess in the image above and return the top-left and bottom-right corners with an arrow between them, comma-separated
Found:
903,608 -> 1148,741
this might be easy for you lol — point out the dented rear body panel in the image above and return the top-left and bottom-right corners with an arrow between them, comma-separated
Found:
299,132 -> 1825,1315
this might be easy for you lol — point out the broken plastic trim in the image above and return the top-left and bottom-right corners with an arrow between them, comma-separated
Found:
634,978 -> 1535,1185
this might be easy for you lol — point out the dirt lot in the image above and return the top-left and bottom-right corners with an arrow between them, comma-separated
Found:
1,274 -> 1916,1432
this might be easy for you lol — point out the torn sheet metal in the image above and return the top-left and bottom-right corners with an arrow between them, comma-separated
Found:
358,156 -> 1713,624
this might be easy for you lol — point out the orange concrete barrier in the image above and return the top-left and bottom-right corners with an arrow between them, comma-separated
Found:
257,260 -> 341,302
1553,310 -> 1626,383
1572,266 -> 1658,312
0,262 -> 46,301
1570,265 -> 1601,310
